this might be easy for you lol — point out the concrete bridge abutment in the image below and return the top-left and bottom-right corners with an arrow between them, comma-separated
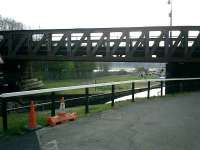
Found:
0,60 -> 33,93
166,62 -> 200,94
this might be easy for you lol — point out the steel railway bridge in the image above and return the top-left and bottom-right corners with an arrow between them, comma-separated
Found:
1,26 -> 200,92
0,26 -> 200,62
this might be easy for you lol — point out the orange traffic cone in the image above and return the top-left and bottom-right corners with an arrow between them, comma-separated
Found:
59,97 -> 66,114
26,101 -> 41,131
47,96 -> 78,126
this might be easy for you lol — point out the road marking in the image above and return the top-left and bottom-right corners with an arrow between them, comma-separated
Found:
42,140 -> 60,150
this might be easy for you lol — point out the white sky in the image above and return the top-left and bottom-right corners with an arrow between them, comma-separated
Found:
0,0 -> 200,29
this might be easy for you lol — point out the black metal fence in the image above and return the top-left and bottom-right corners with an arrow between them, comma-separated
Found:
1,77 -> 200,132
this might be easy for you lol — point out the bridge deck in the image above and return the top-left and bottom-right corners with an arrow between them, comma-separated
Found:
36,91 -> 200,150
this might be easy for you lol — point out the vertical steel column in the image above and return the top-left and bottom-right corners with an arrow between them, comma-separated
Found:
8,33 -> 13,55
85,88 -> 89,114
147,81 -> 150,99
27,33 -> 32,55
145,31 -> 150,59
2,99 -> 8,132
47,33 -> 52,55
125,31 -> 130,56
106,32 -> 110,58
164,30 -> 169,58
161,81 -> 163,96
51,92 -> 56,116
132,82 -> 135,102
67,32 -> 72,56
111,85 -> 115,107
87,32 -> 92,57
184,30 -> 188,57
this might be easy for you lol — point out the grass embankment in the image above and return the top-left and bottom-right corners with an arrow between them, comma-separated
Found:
0,100 -> 132,136
44,75 -> 142,88
44,75 -> 153,94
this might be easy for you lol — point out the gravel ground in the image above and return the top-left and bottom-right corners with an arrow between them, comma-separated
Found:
36,92 -> 200,150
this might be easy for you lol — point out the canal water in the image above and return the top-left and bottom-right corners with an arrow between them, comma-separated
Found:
108,87 -> 166,103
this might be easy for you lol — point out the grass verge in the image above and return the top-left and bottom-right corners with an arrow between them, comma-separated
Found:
0,100 -> 132,137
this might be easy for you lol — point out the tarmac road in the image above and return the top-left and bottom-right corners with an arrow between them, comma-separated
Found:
36,91 -> 200,150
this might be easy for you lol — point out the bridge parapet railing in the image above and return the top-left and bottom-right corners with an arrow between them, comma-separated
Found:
1,77 -> 200,132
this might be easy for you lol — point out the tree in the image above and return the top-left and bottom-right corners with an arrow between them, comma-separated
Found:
32,61 -> 97,80
0,14 -> 25,31
74,62 -> 96,78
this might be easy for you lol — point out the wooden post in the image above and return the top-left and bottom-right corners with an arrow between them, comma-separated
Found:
51,92 -> 56,116
85,88 -> 89,114
111,85 -> 115,107
94,80 -> 97,92
147,81 -> 150,99
179,81 -> 183,92
132,82 -> 135,102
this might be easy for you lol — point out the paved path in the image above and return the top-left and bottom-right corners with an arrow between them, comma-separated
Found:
0,132 -> 40,150
37,92 -> 200,150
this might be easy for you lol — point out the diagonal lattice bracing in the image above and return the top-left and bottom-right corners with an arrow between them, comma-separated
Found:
0,26 -> 200,62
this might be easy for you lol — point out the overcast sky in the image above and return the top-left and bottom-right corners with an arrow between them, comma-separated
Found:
0,0 -> 199,29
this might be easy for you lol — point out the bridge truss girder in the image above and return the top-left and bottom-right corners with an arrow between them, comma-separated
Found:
1,26 -> 200,62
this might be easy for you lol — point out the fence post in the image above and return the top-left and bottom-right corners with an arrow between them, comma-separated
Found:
160,81 -> 163,96
147,81 -> 150,99
2,99 -> 8,132
94,80 -> 97,92
111,85 -> 115,107
85,88 -> 89,114
132,82 -> 135,102
51,92 -> 56,116
179,81 -> 183,92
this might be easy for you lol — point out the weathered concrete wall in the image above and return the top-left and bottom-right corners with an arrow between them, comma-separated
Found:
1,60 -> 32,93
166,62 -> 200,94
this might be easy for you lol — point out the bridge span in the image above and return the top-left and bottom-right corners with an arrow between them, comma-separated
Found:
1,26 -> 200,62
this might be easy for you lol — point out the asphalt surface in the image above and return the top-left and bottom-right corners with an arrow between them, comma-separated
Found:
37,92 -> 200,150
0,132 -> 40,150
1,92 -> 200,150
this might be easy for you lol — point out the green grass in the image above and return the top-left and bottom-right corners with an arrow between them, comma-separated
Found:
0,100 -> 133,136
0,111 -> 49,136
44,75 -> 153,94
44,75 -> 146,88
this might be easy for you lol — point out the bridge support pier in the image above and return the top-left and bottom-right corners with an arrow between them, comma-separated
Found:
0,60 -> 33,93
166,62 -> 200,94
